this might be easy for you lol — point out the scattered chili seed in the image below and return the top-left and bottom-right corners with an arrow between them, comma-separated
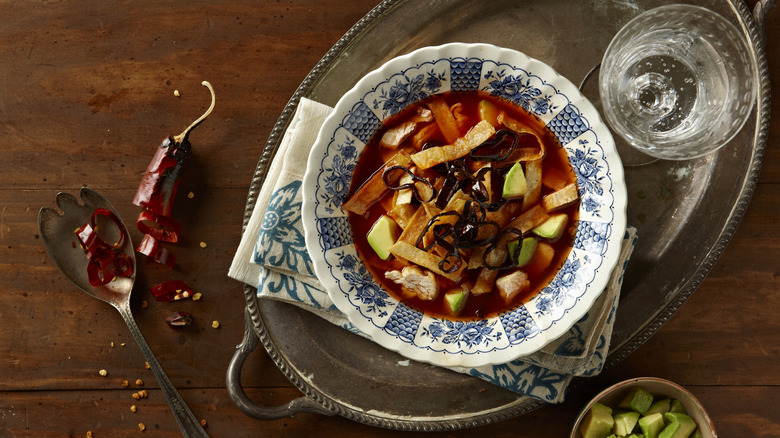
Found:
151,280 -> 195,302
138,423 -> 146,431
121,380 -> 129,388
187,191 -> 195,199
132,392 -> 140,400
139,389 -> 148,398
135,379 -> 144,386
130,404 -> 137,413
121,343 -> 126,347
174,90 -> 180,97
86,431 -> 93,438
98,369 -> 107,377
141,300 -> 148,309
192,292 -> 202,301
145,361 -> 150,369
211,320 -> 220,329
110,341 -> 115,347
200,419 -> 207,428
199,241 -> 208,248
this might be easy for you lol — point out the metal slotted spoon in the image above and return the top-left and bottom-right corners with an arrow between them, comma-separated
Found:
38,187 -> 209,438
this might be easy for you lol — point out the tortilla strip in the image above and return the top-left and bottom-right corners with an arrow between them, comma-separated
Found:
522,159 -> 543,211
389,241 -> 463,282
506,204 -> 550,234
411,120 -> 496,169
411,123 -> 440,151
472,268 -> 499,295
397,205 -> 432,245
428,97 -> 461,144
343,152 -> 413,216
388,202 -> 417,229
542,182 -> 579,212
498,112 -> 546,161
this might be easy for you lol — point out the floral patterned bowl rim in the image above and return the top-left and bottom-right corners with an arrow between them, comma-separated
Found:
302,43 -> 627,368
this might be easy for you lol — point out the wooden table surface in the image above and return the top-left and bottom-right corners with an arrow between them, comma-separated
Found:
1,1 -> 778,436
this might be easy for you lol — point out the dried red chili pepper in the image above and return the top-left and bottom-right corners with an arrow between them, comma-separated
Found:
75,222 -> 104,256
135,210 -> 182,243
114,251 -> 134,278
151,280 -> 195,302
86,248 -> 118,287
75,209 -> 134,287
165,311 -> 194,328
132,81 -> 215,217
136,234 -> 175,269
90,207 -> 126,249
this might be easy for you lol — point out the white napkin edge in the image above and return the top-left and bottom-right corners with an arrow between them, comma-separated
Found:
228,98 -> 329,285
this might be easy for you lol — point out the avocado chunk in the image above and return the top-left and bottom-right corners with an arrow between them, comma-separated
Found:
663,413 -> 697,438
502,162 -> 527,199
580,402 -> 614,438
658,422 -> 681,438
627,434 -> 646,438
507,237 -> 538,267
646,398 -> 671,415
367,215 -> 400,260
614,411 -> 640,436
638,412 -> 665,438
619,387 -> 654,415
532,213 -> 568,241
478,99 -> 501,126
669,399 -> 687,414
444,287 -> 469,315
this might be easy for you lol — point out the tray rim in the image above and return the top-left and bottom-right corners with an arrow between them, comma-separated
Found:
236,0 -> 771,430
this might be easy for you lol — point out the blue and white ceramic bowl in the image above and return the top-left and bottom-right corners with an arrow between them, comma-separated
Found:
302,43 -> 626,368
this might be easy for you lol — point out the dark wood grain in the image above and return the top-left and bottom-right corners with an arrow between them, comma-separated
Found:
1,0 -> 778,436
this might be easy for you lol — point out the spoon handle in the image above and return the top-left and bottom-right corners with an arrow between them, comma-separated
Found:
118,305 -> 210,437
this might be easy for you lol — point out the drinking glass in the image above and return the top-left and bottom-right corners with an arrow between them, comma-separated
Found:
599,4 -> 757,161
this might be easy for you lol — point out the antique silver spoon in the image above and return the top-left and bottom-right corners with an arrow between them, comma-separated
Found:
38,187 -> 209,437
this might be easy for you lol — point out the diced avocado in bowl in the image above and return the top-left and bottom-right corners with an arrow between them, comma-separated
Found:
532,213 -> 568,241
571,378 -> 715,438
367,215 -> 400,260
506,236 -> 538,267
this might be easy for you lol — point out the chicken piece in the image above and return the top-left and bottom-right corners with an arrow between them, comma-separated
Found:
379,108 -> 434,149
385,266 -> 439,301
495,270 -> 530,304
413,107 -> 433,123
380,120 -> 417,149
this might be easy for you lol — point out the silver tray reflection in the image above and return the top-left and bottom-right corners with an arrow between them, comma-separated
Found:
226,0 -> 772,431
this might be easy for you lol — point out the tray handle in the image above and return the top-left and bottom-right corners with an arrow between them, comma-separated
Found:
754,0 -> 775,40
226,309 -> 335,420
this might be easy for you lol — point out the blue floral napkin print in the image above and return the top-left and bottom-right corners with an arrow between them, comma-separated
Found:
229,98 -> 637,403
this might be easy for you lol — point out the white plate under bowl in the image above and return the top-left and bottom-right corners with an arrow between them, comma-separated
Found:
302,42 -> 626,368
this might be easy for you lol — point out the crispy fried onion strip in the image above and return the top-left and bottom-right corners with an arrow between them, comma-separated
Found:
382,165 -> 436,203
434,160 -> 506,211
415,200 -> 500,273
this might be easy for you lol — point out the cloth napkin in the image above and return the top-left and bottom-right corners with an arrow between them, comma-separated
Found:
229,98 -> 637,403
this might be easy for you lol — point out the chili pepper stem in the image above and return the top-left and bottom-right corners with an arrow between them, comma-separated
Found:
172,81 -> 216,144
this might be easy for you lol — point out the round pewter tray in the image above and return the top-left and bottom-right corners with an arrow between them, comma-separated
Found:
226,0 -> 773,431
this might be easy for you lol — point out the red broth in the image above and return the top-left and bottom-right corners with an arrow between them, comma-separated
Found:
346,91 -> 578,320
